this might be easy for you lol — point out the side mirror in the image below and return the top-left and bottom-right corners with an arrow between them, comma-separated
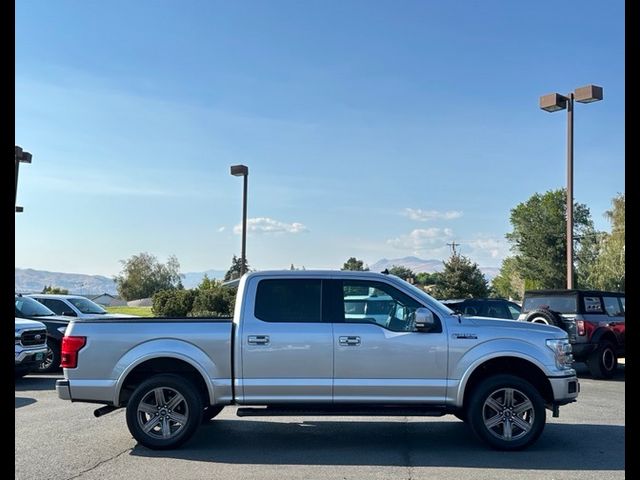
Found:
62,310 -> 77,317
415,308 -> 435,331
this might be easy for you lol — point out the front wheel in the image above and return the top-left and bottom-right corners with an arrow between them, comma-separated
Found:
586,341 -> 617,379
467,374 -> 546,450
35,342 -> 61,373
126,374 -> 202,450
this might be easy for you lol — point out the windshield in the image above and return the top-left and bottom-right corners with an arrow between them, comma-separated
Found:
15,296 -> 56,317
68,297 -> 107,314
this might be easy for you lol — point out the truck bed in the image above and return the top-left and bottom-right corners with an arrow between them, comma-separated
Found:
62,317 -> 234,405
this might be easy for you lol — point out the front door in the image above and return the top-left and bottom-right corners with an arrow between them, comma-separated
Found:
329,279 -> 448,403
240,278 -> 333,403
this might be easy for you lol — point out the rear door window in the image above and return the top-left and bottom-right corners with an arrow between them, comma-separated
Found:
602,296 -> 624,317
254,279 -> 322,323
522,295 -> 577,314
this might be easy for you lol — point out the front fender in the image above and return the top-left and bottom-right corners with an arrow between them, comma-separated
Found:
449,339 -> 555,407
113,339 -> 219,406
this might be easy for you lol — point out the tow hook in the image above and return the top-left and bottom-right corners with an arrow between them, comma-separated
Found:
552,404 -> 560,418
94,405 -> 119,417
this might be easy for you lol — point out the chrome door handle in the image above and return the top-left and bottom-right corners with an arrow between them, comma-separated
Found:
339,336 -> 361,346
247,335 -> 270,345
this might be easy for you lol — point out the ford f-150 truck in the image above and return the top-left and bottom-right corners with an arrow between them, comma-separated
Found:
56,271 -> 579,451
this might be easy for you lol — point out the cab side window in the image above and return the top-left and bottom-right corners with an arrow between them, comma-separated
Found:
341,280 -> 438,332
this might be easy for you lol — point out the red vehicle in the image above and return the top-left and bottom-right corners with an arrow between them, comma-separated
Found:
518,290 -> 625,379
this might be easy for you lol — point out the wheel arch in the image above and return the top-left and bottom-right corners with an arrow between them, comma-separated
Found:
113,340 -> 220,406
457,355 -> 554,409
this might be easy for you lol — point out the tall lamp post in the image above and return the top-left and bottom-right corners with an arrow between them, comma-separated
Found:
539,85 -> 603,289
15,146 -> 33,213
230,164 -> 249,277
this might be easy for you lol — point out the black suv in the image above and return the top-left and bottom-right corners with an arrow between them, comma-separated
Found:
518,289 -> 625,379
441,298 -> 521,320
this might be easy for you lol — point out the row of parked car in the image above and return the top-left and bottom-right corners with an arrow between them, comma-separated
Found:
14,294 -> 136,377
441,289 -> 625,379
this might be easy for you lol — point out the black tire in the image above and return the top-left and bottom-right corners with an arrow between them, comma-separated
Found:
35,341 -> 61,373
525,308 -> 561,327
586,341 -> 618,379
467,374 -> 546,451
126,374 -> 203,450
202,405 -> 224,423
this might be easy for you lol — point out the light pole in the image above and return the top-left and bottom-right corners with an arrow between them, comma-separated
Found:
230,164 -> 249,277
540,85 -> 603,289
15,146 -> 32,213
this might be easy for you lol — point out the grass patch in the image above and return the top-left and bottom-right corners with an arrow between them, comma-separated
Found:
106,306 -> 153,317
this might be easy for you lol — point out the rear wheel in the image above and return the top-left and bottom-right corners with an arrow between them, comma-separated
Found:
467,374 -> 545,450
586,341 -> 617,379
126,374 -> 202,450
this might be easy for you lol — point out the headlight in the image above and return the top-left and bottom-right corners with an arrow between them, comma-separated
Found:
546,339 -> 574,369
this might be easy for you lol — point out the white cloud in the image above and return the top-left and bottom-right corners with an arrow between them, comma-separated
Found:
233,217 -> 309,235
387,227 -> 454,252
466,235 -> 511,266
217,226 -> 226,232
403,208 -> 463,221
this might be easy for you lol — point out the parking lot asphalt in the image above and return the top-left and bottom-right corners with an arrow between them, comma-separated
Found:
15,363 -> 625,480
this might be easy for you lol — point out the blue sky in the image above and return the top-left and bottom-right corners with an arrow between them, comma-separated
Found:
15,0 -> 624,277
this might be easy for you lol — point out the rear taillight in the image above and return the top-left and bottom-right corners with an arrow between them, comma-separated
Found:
60,336 -> 86,368
576,320 -> 585,336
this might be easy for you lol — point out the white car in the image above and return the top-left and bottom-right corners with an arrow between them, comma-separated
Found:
27,294 -> 137,319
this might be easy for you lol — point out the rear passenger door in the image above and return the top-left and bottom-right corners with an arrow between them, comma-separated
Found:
239,278 -> 333,403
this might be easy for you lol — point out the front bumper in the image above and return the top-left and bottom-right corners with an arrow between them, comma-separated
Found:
56,379 -> 72,401
548,374 -> 580,405
15,346 -> 48,365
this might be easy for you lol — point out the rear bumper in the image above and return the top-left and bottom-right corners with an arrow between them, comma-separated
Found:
548,374 -> 580,405
56,379 -> 72,401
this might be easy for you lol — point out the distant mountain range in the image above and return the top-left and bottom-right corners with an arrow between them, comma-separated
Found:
15,268 -> 118,295
16,259 -> 499,294
15,268 -> 228,295
368,256 -> 499,281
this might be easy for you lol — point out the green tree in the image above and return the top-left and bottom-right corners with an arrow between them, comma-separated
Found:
341,257 -> 369,271
224,255 -> 250,281
152,289 -> 196,316
588,193 -> 625,291
432,254 -> 489,299
41,285 -> 69,294
114,252 -> 183,301
491,257 -> 524,300
190,287 -> 236,317
197,273 -> 216,290
415,272 -> 441,286
388,265 -> 415,281
506,189 -> 598,289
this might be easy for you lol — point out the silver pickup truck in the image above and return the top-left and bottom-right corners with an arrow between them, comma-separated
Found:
56,271 -> 579,451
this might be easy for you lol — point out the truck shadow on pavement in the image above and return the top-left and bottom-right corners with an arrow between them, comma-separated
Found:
15,397 -> 36,408
131,420 -> 624,470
